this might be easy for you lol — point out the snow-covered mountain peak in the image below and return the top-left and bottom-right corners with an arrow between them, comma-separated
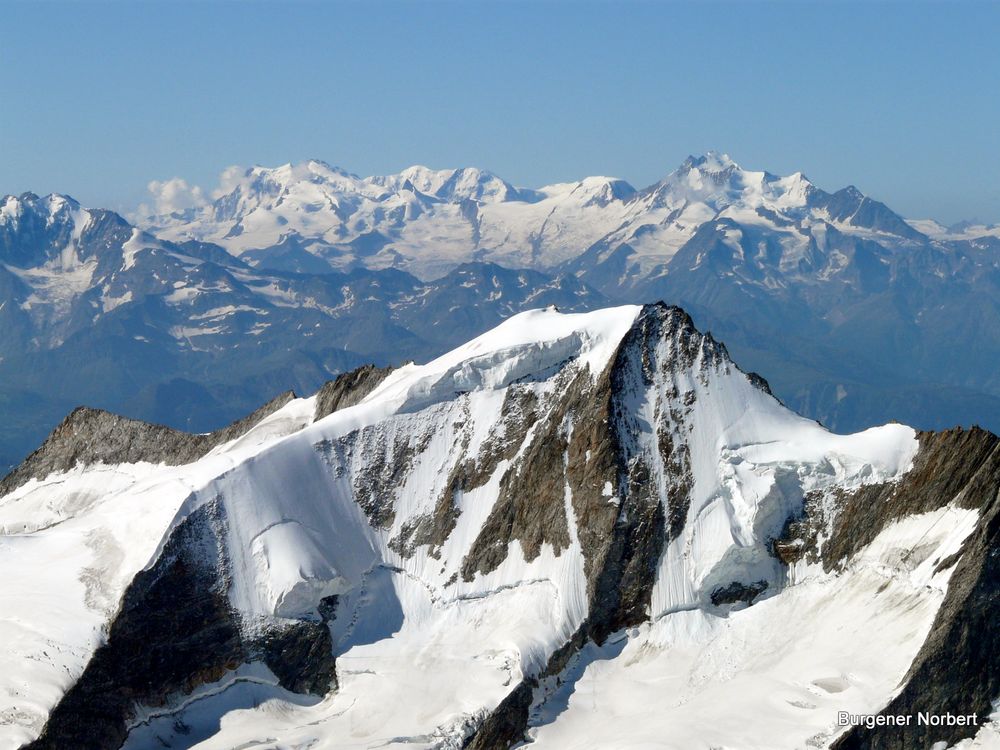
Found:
227,160 -> 529,205
645,152 -> 816,215
380,165 -> 533,203
0,192 -> 97,272
1,192 -> 83,226
225,159 -> 372,200
301,157 -> 348,175
138,153 -> 944,281
537,175 -> 637,207
907,216 -> 1000,242
680,150 -> 740,174
162,300 -> 917,625
261,159 -> 353,179
383,304 -> 643,409
5,300 -> 998,750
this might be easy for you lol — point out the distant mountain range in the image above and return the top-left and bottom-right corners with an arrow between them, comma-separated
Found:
2,152 -> 999,467
140,152 -> 1000,282
0,192 -> 603,469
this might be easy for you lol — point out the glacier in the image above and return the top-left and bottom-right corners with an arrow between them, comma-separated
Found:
1,303 -> 998,749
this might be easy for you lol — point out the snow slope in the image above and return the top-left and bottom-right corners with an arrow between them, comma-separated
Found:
908,218 -> 1000,243
2,303 -> 994,750
142,152 -> 928,281
527,501 -> 979,749
0,396 -> 318,746
141,159 -> 635,277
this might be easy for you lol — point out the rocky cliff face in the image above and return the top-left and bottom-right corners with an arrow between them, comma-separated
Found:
23,500 -> 336,750
0,304 -> 996,750
826,429 -> 1000,750
0,391 -> 296,499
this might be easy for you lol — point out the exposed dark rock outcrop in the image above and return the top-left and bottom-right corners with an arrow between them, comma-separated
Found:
772,428 -> 1000,574
461,370 -> 583,581
830,429 -> 1000,750
0,390 -> 296,499
771,489 -> 829,565
393,386 -> 540,561
389,489 -> 462,560
24,500 -> 336,750
463,681 -> 535,750
464,626 -> 594,750
464,303 -> 714,747
588,303 -> 706,637
746,371 -> 773,395
258,621 -> 337,695
349,428 -> 433,528
313,364 -> 394,421
822,428 -> 999,571
710,579 -> 769,607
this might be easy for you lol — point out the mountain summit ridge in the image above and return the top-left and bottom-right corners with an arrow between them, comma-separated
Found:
138,152 -> 931,279
3,303 -> 998,749
5,152 -> 1000,468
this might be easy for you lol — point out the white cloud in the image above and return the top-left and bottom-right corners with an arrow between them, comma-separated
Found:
136,166 -> 247,220
212,165 -> 247,200
144,177 -> 207,215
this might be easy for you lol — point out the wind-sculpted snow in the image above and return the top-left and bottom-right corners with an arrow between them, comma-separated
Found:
610,307 -> 919,624
396,336 -> 581,414
1,304 -> 997,750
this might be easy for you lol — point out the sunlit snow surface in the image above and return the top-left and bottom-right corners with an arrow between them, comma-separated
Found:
527,502 -> 979,749
0,305 -> 983,750
142,153 -> 924,281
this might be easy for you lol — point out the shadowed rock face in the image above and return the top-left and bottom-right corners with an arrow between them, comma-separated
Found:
464,681 -> 536,750
22,502 -> 336,750
11,309 -> 1000,750
0,391 -> 296,499
13,365 -> 414,749
710,579 -> 769,607
828,429 -> 1000,750
465,308 -> 1000,750
465,303 -> 733,748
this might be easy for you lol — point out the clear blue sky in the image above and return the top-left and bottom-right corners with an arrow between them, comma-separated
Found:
2,0 -> 998,224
